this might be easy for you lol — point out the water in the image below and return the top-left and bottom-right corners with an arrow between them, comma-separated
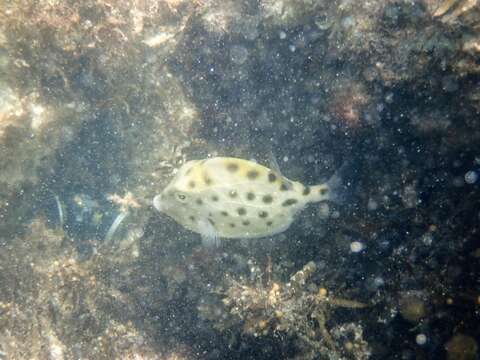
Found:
0,1 -> 479,359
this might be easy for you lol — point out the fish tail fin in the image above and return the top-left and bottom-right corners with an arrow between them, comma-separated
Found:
308,162 -> 356,205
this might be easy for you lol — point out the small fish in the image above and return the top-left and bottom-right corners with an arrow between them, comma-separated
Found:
153,157 -> 343,246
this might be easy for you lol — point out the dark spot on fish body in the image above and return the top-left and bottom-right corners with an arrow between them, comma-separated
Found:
268,172 -> 277,182
189,215 -> 195,221
196,199 -> 203,205
204,175 -> 213,185
188,180 -> 196,189
303,186 -> 311,196
247,169 -> 259,180
237,208 -> 247,215
208,218 -> 215,226
227,163 -> 239,172
266,221 -> 273,226
211,195 -> 219,202
229,190 -> 238,198
262,195 -> 273,204
320,187 -> 328,195
242,220 -> 250,226
220,211 -> 229,216
229,223 -> 236,228
280,181 -> 292,191
246,192 -> 255,201
282,198 -> 298,206
258,211 -> 268,218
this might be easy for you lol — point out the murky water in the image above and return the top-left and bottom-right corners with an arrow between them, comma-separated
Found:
0,1 -> 479,359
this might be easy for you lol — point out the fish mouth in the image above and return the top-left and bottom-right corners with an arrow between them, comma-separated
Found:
153,194 -> 163,212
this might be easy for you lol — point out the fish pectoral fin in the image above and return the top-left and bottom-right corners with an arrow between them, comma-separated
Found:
267,150 -> 283,176
198,219 -> 220,248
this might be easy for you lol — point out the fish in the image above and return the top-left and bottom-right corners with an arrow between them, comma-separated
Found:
153,157 -> 343,246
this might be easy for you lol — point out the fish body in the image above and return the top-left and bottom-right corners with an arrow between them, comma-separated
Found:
153,157 -> 337,246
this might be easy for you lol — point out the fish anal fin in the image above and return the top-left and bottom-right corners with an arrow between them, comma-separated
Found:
198,219 -> 221,247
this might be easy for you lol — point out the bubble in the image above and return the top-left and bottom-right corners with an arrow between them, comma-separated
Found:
399,294 -> 426,323
279,30 -> 287,39
421,232 -> 433,246
373,276 -> 385,287
341,16 -> 355,29
367,198 -> 378,211
288,44 -> 296,52
465,170 -> 478,184
416,334 -> 427,345
350,241 -> 365,253
230,45 -> 249,65
385,92 -> 394,103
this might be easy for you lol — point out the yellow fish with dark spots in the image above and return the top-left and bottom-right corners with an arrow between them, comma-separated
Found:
153,157 -> 342,246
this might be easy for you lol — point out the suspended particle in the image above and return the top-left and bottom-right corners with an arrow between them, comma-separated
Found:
465,170 -> 478,184
367,198 -> 378,211
416,334 -> 427,346
350,241 -> 365,253
373,276 -> 385,288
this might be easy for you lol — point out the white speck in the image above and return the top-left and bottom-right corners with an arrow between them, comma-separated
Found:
416,333 -> 427,345
288,44 -> 296,52
279,30 -> 287,39
341,16 -> 355,29
283,156 -> 289,162
367,198 -> 378,211
464,170 -> 478,184
385,92 -> 394,104
350,241 -> 365,253
421,232 -> 433,246
373,276 -> 385,287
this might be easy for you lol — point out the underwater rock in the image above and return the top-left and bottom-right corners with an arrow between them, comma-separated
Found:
199,260 -> 369,358
0,0 -> 479,359
0,87 -> 83,195
260,0 -> 327,28
0,217 -> 171,359
398,292 -> 428,323
445,334 -> 478,360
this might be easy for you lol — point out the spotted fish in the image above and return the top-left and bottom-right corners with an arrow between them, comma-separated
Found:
153,157 -> 342,246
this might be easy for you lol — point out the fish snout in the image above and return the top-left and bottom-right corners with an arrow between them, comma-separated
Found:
153,194 -> 164,212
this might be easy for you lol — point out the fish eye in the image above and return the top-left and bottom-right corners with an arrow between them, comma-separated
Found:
177,193 -> 187,201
